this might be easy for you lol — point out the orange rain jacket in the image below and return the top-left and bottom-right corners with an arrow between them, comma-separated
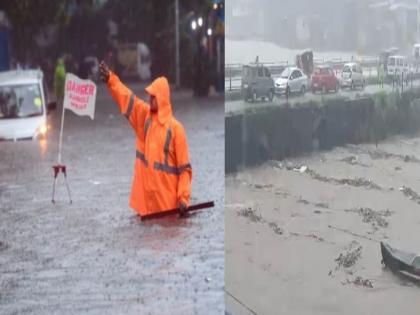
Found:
107,72 -> 192,217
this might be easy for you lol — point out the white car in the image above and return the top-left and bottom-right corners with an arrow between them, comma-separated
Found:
274,67 -> 308,95
0,70 -> 55,141
340,62 -> 365,90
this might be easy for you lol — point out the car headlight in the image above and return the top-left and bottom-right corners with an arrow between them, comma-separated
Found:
36,123 -> 48,138
39,123 -> 47,135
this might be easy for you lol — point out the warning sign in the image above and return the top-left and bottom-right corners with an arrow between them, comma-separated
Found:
63,73 -> 96,120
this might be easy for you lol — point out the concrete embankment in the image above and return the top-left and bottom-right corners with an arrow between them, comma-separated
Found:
226,88 -> 420,173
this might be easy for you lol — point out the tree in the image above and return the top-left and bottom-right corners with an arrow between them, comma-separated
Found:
0,0 -> 65,62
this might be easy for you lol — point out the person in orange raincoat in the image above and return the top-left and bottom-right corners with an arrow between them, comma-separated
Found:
99,61 -> 192,217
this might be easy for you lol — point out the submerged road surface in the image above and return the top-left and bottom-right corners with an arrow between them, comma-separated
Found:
0,83 -> 224,314
226,135 -> 420,315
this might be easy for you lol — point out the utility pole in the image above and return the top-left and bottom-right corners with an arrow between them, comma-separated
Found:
175,0 -> 180,88
418,0 -> 420,42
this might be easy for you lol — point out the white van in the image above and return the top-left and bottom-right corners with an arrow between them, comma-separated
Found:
0,70 -> 55,140
387,55 -> 409,76
340,62 -> 365,90
117,42 -> 151,81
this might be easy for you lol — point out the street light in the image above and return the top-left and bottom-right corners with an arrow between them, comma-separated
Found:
207,28 -> 212,36
198,17 -> 203,27
191,20 -> 197,30
175,0 -> 180,88
213,3 -> 218,10
418,0 -> 420,42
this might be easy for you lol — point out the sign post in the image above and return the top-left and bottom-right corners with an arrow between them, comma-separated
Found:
52,73 -> 97,203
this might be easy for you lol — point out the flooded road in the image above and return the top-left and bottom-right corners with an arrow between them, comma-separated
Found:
226,135 -> 420,315
0,83 -> 224,314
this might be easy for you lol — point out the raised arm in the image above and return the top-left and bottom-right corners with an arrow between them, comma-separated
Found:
100,61 -> 149,135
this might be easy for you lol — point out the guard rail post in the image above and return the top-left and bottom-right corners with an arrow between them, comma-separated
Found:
393,69 -> 395,90
411,72 -> 413,90
402,72 -> 404,93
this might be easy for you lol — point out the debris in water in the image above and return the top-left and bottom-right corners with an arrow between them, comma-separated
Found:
335,242 -> 362,269
353,276 -> 373,288
340,277 -> 373,288
306,233 -> 324,242
349,207 -> 390,229
205,277 -> 211,283
253,183 -> 273,190
237,208 -> 263,223
237,208 -> 284,236
338,178 -> 380,190
395,166 -> 402,171
299,166 -> 308,173
268,222 -> 283,235
292,165 -> 308,173
380,209 -> 394,217
297,198 -> 309,205
341,156 -> 357,165
285,161 -> 295,170
305,169 -> 381,190
341,156 -> 370,167
399,186 -> 420,204
368,149 -> 420,163
315,202 -> 329,209
314,210 -> 322,214
274,189 -> 289,197
268,160 -> 283,169
289,232 -> 327,243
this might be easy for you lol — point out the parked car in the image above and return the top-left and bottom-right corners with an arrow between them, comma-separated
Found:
311,65 -> 339,93
340,62 -> 364,90
241,64 -> 275,102
0,69 -> 56,140
274,67 -> 308,96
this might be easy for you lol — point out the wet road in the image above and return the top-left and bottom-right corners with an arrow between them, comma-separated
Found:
226,135 -> 420,315
226,81 -> 420,115
0,83 -> 224,314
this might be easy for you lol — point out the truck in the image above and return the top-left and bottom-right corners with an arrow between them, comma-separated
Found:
0,11 -> 11,71
116,42 -> 151,81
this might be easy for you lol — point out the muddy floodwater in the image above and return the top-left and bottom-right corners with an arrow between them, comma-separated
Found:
0,83 -> 224,314
226,134 -> 420,315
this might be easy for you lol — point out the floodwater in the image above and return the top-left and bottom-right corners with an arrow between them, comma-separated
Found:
0,83 -> 224,314
226,134 -> 420,315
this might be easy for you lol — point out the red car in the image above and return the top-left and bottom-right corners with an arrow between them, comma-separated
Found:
311,66 -> 339,93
